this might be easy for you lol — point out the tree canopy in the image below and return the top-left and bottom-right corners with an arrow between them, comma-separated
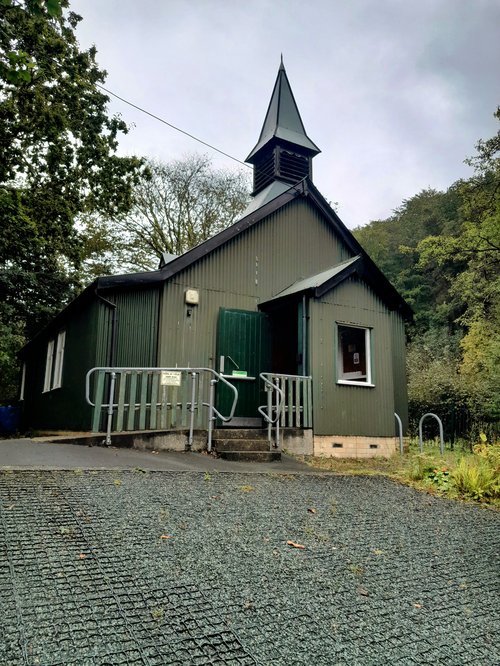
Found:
0,0 -> 142,401
79,155 -> 250,276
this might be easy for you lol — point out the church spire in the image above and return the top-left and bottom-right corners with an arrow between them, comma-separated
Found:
246,58 -> 320,195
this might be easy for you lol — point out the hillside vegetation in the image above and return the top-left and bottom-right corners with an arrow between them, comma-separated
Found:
354,108 -> 500,441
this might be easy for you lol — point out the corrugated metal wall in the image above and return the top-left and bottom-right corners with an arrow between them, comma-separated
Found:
110,289 -> 160,367
22,288 -> 161,432
158,198 -> 349,368
390,312 -> 409,431
309,277 -> 397,436
21,299 -> 101,431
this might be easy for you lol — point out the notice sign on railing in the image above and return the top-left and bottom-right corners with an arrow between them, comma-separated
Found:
160,371 -> 182,386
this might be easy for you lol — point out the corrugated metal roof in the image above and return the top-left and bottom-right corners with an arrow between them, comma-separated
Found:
265,255 -> 361,301
240,180 -> 295,217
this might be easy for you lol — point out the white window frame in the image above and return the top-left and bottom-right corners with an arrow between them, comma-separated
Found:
52,330 -> 66,389
42,330 -> 66,392
20,362 -> 26,401
43,339 -> 55,393
336,323 -> 374,388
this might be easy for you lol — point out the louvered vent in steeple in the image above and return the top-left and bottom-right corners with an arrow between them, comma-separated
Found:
277,148 -> 310,184
253,147 -> 276,194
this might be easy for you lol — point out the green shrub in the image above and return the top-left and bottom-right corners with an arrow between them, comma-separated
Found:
451,457 -> 500,500
408,454 -> 438,481
473,442 -> 500,473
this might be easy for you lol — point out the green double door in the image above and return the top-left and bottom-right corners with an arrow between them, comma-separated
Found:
216,308 -> 271,422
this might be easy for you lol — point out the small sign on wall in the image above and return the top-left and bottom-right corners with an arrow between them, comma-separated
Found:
160,371 -> 182,386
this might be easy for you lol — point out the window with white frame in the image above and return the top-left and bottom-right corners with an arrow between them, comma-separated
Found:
43,330 -> 66,392
337,324 -> 373,386
43,339 -> 55,392
20,363 -> 26,401
52,330 -> 66,389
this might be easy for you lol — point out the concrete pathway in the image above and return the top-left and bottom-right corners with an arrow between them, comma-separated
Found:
0,437 -> 312,473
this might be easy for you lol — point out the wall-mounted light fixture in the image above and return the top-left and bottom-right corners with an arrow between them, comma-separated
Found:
185,288 -> 199,306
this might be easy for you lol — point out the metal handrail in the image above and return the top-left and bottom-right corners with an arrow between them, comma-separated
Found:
258,373 -> 285,425
259,372 -> 312,450
85,367 -> 238,448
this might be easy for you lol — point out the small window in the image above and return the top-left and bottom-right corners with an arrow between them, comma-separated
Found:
20,363 -> 26,401
337,324 -> 373,386
52,330 -> 66,389
42,330 -> 66,392
43,339 -> 55,392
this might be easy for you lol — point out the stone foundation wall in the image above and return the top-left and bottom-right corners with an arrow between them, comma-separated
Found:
314,435 -> 399,458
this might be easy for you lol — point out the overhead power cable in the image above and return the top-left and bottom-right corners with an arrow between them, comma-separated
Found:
96,84 -> 251,168
0,16 -> 250,168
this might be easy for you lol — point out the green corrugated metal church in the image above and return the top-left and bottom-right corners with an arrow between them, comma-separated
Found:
19,60 -> 412,458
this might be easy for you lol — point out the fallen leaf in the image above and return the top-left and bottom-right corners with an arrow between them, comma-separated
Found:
78,553 -> 87,559
357,587 -> 370,597
287,540 -> 305,550
307,507 -> 317,514
160,535 -> 173,540
372,549 -> 384,556
413,603 -> 422,609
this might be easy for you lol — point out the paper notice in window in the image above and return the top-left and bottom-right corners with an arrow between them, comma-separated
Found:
353,353 -> 360,365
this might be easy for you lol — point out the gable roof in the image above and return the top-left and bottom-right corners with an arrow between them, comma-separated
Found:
246,59 -> 320,163
95,177 -> 412,319
22,175 -> 412,353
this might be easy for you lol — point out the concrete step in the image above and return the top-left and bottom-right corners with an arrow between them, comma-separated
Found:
214,439 -> 270,452
212,428 -> 268,440
217,450 -> 281,462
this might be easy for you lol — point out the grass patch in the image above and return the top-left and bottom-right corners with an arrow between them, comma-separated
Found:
239,484 -> 255,493
295,440 -> 500,507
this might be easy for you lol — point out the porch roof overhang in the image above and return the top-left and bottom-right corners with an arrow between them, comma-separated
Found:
261,253 -> 411,317
263,256 -> 362,303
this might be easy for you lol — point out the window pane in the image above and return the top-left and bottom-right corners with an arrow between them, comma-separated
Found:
52,330 -> 66,389
20,363 -> 26,401
338,325 -> 368,382
43,340 -> 54,392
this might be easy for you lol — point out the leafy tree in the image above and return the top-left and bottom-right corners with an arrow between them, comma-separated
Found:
0,0 -> 142,402
354,187 -> 463,330
80,155 -> 250,275
355,108 -> 500,436
416,108 -> 500,422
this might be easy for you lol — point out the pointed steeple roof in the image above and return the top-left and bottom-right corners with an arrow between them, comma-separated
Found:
246,58 -> 320,163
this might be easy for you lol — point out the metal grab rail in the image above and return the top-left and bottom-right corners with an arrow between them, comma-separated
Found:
259,372 -> 312,450
419,412 -> 445,455
394,412 -> 404,455
85,367 -> 238,448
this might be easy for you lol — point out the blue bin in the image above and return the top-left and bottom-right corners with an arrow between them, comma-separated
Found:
0,406 -> 20,435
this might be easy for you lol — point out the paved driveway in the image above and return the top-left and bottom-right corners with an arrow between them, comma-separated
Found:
1,469 -> 498,665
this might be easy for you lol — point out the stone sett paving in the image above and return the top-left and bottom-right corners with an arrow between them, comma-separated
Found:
0,470 -> 498,665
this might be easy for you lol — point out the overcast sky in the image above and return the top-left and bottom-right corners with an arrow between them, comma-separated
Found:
72,0 -> 500,229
